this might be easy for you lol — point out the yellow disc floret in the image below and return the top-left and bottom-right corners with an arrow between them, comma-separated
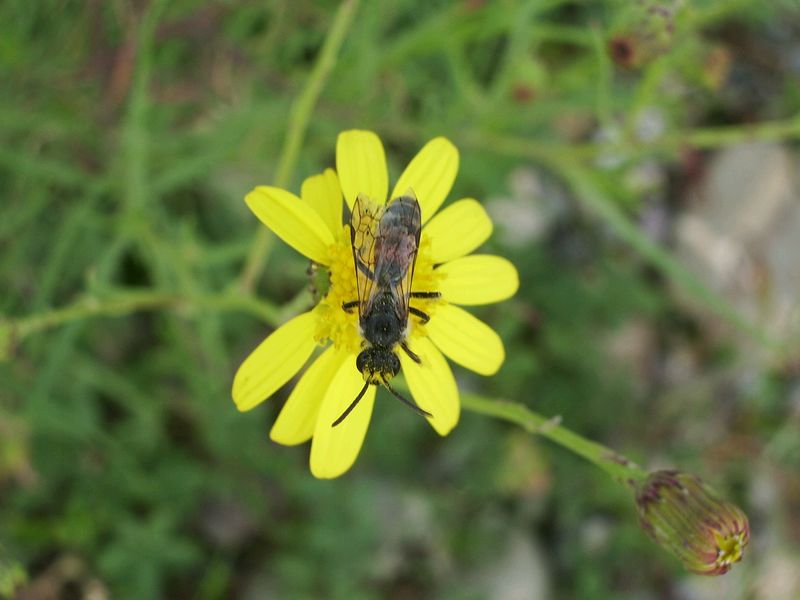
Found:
408,233 -> 442,339
314,227 -> 361,353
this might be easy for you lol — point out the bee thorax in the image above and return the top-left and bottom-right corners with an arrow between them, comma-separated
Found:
362,310 -> 402,347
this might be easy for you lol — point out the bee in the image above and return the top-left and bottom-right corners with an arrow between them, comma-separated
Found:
334,191 -> 440,426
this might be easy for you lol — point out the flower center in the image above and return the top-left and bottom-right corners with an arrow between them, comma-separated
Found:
313,226 -> 442,354
714,530 -> 746,569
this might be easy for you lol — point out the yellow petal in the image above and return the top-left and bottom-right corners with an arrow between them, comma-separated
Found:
336,130 -> 388,208
399,337 -> 459,436
232,312 -> 318,412
301,168 -> 344,238
391,137 -> 459,223
423,198 -> 492,263
245,186 -> 334,265
426,304 -> 505,375
270,346 -> 347,445
437,255 -> 519,305
310,358 -> 376,479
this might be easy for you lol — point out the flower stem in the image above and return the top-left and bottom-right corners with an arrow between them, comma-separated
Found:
239,0 -> 360,292
660,112 -> 800,150
460,392 -> 648,486
6,289 -> 279,345
9,296 -> 641,490
462,113 -> 800,163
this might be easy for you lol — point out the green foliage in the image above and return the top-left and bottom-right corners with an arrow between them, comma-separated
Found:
1,0 -> 798,598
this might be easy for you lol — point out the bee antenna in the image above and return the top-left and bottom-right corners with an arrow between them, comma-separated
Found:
332,382 -> 371,427
383,379 -> 432,419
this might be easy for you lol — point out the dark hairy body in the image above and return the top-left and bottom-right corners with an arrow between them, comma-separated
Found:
335,194 -> 439,426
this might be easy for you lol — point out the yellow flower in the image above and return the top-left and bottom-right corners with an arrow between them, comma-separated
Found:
233,130 -> 518,478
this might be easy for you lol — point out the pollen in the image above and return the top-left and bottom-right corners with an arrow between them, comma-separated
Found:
314,227 -> 361,354
312,226 -> 444,353
410,233 -> 443,337
713,530 -> 746,571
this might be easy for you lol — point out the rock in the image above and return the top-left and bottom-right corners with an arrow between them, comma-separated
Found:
676,142 -> 800,343
474,532 -> 552,600
486,167 -> 567,247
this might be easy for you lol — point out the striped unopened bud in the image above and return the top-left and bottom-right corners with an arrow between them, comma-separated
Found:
635,470 -> 749,575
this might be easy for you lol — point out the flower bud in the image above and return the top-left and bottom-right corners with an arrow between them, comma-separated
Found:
635,470 -> 749,575
608,1 -> 681,68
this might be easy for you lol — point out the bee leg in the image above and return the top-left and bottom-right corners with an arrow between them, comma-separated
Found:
400,341 -> 421,364
409,291 -> 441,299
382,378 -> 432,419
409,306 -> 430,324
356,257 -> 375,280
342,300 -> 359,313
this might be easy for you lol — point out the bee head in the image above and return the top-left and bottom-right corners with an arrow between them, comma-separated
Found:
356,346 -> 400,384
333,344 -> 430,427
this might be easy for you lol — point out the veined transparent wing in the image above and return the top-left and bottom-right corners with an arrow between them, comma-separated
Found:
349,192 -> 422,321
371,192 -> 421,321
349,194 -> 385,317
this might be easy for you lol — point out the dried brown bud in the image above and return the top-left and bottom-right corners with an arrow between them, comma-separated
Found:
609,35 -> 639,69
511,84 -> 536,104
635,470 -> 749,575
608,1 -> 681,68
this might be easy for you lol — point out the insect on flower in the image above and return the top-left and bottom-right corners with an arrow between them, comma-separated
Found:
233,130 -> 519,478
335,192 -> 438,426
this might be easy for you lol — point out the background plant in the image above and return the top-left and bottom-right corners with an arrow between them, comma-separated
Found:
2,0 -> 799,598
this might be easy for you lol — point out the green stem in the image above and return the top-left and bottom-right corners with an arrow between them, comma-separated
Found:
122,0 -> 168,213
8,290 -> 280,341
464,112 -> 800,166
460,393 -> 647,486
662,113 -> 800,150
239,0 -> 360,292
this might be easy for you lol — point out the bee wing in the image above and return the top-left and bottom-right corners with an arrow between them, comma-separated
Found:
372,192 -> 421,322
350,194 -> 385,316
